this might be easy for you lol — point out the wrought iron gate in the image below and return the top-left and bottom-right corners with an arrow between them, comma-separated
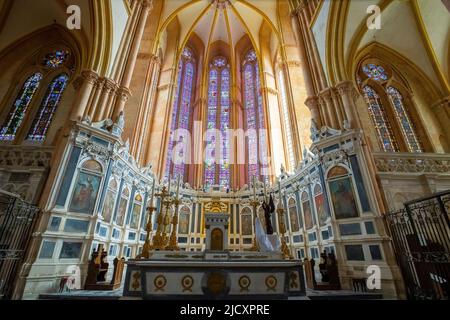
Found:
0,190 -> 40,300
384,190 -> 450,300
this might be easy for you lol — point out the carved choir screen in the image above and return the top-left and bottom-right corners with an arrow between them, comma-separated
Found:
165,47 -> 196,182
204,56 -> 231,188
0,49 -> 70,143
358,62 -> 423,153
242,50 -> 269,183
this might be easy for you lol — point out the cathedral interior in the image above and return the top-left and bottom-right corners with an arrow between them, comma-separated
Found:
0,0 -> 449,301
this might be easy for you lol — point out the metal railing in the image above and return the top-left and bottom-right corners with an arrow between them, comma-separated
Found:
384,190 -> 450,300
0,190 -> 40,300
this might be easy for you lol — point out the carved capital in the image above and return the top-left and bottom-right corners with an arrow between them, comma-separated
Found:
304,96 -> 319,110
81,70 -> 99,85
117,86 -> 132,102
336,81 -> 356,96
287,60 -> 302,68
140,0 -> 153,12
318,88 -> 333,104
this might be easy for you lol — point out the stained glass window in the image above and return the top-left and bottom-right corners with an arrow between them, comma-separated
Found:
0,73 -> 43,141
278,69 -> 295,170
44,50 -> 69,69
165,47 -> 196,182
387,87 -> 422,153
27,74 -> 69,141
242,50 -> 268,183
204,56 -> 231,188
362,86 -> 398,152
362,64 -> 388,82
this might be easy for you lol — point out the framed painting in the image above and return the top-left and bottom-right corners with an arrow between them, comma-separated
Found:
241,214 -> 252,236
102,191 -> 116,223
116,198 -> 128,226
289,206 -> 300,232
130,204 -> 141,229
302,200 -> 313,230
329,177 -> 359,220
315,193 -> 327,225
178,210 -> 190,234
69,172 -> 101,214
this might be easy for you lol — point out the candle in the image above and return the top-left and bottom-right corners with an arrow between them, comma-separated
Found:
278,178 -> 282,207
167,174 -> 171,195
252,175 -> 256,199
263,181 -> 267,201
150,178 -> 155,206
176,174 -> 181,199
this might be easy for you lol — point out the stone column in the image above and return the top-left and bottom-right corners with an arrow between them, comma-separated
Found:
112,0 -> 153,121
93,78 -> 117,122
320,89 -> 338,129
431,97 -> 450,151
336,81 -> 359,129
86,78 -> 104,120
305,96 -> 322,128
69,70 -> 98,121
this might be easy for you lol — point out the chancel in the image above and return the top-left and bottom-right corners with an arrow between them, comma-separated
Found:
0,0 -> 449,301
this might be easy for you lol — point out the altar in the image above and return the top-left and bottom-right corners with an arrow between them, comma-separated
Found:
123,251 -> 305,300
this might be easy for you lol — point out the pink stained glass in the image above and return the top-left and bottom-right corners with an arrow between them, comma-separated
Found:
244,62 -> 259,180
387,86 -> 422,153
363,86 -> 398,152
219,67 -> 230,188
204,68 -> 218,186
27,73 -> 69,141
0,73 -> 43,141
172,61 -> 195,179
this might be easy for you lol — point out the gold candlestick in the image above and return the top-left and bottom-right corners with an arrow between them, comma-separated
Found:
161,198 -> 173,247
250,199 -> 260,251
151,186 -> 170,250
137,206 -> 156,258
277,207 -> 293,260
165,198 -> 181,250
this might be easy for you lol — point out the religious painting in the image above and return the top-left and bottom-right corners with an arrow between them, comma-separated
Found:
178,207 -> 190,234
241,212 -> 252,236
102,191 -> 116,223
329,177 -> 359,220
315,193 -> 327,226
130,203 -> 141,229
302,200 -> 313,230
69,172 -> 101,214
116,197 -> 128,226
288,200 -> 300,232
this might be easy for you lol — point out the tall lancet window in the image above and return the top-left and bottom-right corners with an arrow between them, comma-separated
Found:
165,47 -> 196,182
0,73 -> 43,141
358,62 -> 423,153
242,50 -> 268,183
27,73 -> 69,141
278,69 -> 295,170
204,56 -> 231,188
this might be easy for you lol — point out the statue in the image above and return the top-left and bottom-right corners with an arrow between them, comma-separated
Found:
262,194 -> 275,235
343,119 -> 351,131
319,251 -> 330,282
